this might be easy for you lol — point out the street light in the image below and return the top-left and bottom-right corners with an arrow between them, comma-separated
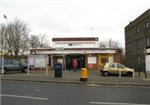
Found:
1,15 -> 7,74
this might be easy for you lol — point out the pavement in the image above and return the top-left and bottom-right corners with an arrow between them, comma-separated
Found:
1,70 -> 150,87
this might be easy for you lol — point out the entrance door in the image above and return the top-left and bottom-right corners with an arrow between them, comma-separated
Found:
66,54 -> 85,70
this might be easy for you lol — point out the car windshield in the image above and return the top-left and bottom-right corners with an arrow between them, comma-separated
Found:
13,60 -> 20,65
5,60 -> 13,65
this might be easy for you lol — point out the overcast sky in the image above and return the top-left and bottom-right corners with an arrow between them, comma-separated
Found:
0,0 -> 150,46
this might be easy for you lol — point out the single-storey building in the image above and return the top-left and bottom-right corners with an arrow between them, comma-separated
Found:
29,37 -> 122,71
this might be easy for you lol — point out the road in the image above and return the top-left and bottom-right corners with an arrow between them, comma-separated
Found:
1,80 -> 150,105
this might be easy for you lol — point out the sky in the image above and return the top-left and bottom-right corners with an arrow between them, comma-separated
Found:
0,0 -> 150,46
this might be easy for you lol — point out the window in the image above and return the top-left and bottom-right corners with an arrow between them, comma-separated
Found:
138,56 -> 141,64
5,60 -> 12,65
109,63 -> 115,68
13,60 -> 19,65
146,36 -> 150,47
145,21 -> 149,28
88,56 -> 97,64
136,27 -> 140,33
137,39 -> 140,49
116,63 -> 125,69
68,43 -> 72,46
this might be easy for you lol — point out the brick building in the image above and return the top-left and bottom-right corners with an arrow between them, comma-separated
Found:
125,9 -> 150,71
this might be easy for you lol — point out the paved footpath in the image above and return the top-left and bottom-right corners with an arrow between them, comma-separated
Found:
1,70 -> 150,87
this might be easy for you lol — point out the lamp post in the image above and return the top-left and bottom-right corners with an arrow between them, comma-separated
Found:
1,15 -> 7,74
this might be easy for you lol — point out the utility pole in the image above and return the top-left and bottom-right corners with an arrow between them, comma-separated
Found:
1,15 -> 7,74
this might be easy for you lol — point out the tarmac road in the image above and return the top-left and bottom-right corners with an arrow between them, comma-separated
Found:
1,80 -> 150,105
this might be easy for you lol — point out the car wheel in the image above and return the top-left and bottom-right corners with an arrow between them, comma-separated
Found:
103,71 -> 109,76
127,72 -> 133,77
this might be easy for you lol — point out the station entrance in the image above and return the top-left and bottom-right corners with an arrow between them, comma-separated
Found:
66,54 -> 85,71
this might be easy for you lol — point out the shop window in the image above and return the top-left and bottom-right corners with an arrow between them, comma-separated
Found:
88,56 -> 96,64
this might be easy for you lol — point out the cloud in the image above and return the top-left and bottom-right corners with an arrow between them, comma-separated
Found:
1,0 -> 150,47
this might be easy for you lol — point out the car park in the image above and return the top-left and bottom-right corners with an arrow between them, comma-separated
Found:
100,63 -> 134,76
0,59 -> 27,74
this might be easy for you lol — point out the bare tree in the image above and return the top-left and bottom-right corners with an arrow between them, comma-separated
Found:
38,34 -> 50,48
29,34 -> 50,48
99,39 -> 122,48
1,18 -> 51,58
99,40 -> 106,48
29,35 -> 40,48
1,19 -> 30,58
108,39 -> 121,48
0,24 -> 5,51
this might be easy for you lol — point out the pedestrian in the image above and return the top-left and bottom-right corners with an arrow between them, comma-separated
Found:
72,59 -> 78,72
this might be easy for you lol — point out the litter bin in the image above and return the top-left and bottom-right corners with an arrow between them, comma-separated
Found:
54,63 -> 62,78
80,68 -> 88,81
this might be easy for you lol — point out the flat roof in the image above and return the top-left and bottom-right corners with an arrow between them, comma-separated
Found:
30,47 -> 121,51
52,37 -> 98,41
32,49 -> 117,55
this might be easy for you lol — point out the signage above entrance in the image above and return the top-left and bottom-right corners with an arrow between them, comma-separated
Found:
35,50 -> 116,55
55,47 -> 64,51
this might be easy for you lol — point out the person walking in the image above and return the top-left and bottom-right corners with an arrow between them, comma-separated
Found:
72,58 -> 78,72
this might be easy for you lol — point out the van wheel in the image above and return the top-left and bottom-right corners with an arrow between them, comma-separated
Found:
103,71 -> 109,76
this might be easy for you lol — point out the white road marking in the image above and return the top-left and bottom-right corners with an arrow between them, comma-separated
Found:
0,94 -> 48,101
89,101 -> 150,105
86,84 -> 97,87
